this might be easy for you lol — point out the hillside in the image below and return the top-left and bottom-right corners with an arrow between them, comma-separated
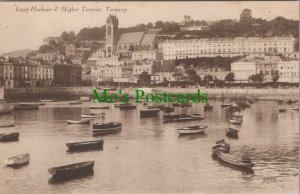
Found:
5,49 -> 34,57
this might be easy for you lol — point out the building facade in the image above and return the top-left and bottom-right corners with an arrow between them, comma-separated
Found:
160,36 -> 296,60
277,61 -> 299,83
53,64 -> 82,86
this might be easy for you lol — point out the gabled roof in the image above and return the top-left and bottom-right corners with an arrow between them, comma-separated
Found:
118,32 -> 145,44
141,33 -> 156,45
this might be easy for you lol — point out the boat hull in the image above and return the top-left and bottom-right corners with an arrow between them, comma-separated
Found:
93,126 -> 122,135
67,119 -> 91,124
67,140 -> 103,151
81,114 -> 99,118
0,132 -> 19,142
48,161 -> 95,179
90,106 -> 109,109
12,105 -> 39,110
119,105 -> 136,110
216,152 -> 253,173
0,109 -> 13,115
140,109 -> 159,118
5,154 -> 30,167
178,128 -> 205,135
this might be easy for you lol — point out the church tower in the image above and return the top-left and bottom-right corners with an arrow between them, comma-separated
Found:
106,15 -> 119,57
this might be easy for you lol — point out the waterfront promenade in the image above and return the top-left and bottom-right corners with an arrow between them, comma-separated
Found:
4,86 -> 299,102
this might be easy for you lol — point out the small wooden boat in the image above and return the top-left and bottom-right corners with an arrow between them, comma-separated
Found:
231,112 -> 243,118
226,127 -> 238,138
90,106 -> 109,109
163,106 -> 175,113
180,103 -> 192,108
140,109 -> 159,118
147,104 -> 165,110
98,87 -> 116,91
0,132 -> 19,142
19,102 -> 45,106
190,114 -> 205,119
119,104 -> 136,110
229,118 -> 242,125
216,151 -> 254,172
0,123 -> 15,127
171,102 -> 180,107
204,104 -> 213,111
178,125 -> 208,135
291,107 -> 299,112
221,104 -> 231,108
48,161 -> 95,179
247,99 -> 254,104
230,103 -> 241,111
66,140 -> 103,151
79,96 -> 90,102
69,101 -> 82,105
163,114 -> 186,119
93,122 -> 122,134
0,109 -> 13,115
164,114 -> 204,123
11,105 -> 39,110
41,99 -> 54,103
279,108 -> 287,113
285,99 -> 294,104
81,113 -> 102,118
5,153 -> 30,167
237,102 -> 251,108
277,99 -> 284,104
212,139 -> 230,157
67,118 -> 92,124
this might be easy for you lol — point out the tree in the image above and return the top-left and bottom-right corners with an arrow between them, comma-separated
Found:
155,21 -> 164,29
225,72 -> 235,87
249,74 -> 264,88
203,75 -> 215,87
173,71 -> 184,82
38,44 -> 53,53
138,72 -> 151,85
186,69 -> 201,83
61,31 -> 76,43
272,74 -> 279,83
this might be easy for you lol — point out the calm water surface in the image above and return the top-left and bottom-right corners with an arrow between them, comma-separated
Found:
0,100 -> 298,194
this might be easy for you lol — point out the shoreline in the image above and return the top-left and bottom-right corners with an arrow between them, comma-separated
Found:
3,87 -> 299,102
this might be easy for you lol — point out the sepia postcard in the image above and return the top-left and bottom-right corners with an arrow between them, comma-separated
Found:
0,1 -> 299,194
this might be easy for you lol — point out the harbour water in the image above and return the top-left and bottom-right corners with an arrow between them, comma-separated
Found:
0,100 -> 298,194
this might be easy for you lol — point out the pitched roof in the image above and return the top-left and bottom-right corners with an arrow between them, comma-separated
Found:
118,32 -> 145,44
141,33 -> 156,45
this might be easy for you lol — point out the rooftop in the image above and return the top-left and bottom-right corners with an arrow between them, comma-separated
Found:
118,32 -> 145,44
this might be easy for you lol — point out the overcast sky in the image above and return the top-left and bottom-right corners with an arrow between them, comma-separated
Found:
0,1 -> 298,54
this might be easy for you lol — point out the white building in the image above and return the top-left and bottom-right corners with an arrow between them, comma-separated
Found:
151,72 -> 176,84
231,61 -> 256,81
277,61 -> 299,83
159,36 -> 296,60
132,50 -> 158,61
96,56 -> 119,66
133,61 -> 154,77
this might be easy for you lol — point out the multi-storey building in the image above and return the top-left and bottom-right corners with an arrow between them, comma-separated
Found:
160,36 -> 296,60
53,64 -> 82,86
231,55 -> 298,83
1,62 -> 14,88
277,61 -> 299,83
132,50 -> 159,61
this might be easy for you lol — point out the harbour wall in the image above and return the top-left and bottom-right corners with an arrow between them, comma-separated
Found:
4,87 -> 299,102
